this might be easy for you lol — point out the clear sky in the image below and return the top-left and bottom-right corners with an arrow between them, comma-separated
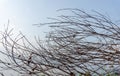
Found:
0,0 -> 120,39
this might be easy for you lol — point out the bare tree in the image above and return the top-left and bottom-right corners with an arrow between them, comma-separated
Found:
0,9 -> 120,76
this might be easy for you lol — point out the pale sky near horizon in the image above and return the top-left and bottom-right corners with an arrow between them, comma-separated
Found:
0,0 -> 120,39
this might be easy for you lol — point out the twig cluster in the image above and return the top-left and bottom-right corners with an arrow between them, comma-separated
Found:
0,9 -> 120,76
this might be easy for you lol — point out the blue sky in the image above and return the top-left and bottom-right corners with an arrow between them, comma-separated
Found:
0,0 -> 120,39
